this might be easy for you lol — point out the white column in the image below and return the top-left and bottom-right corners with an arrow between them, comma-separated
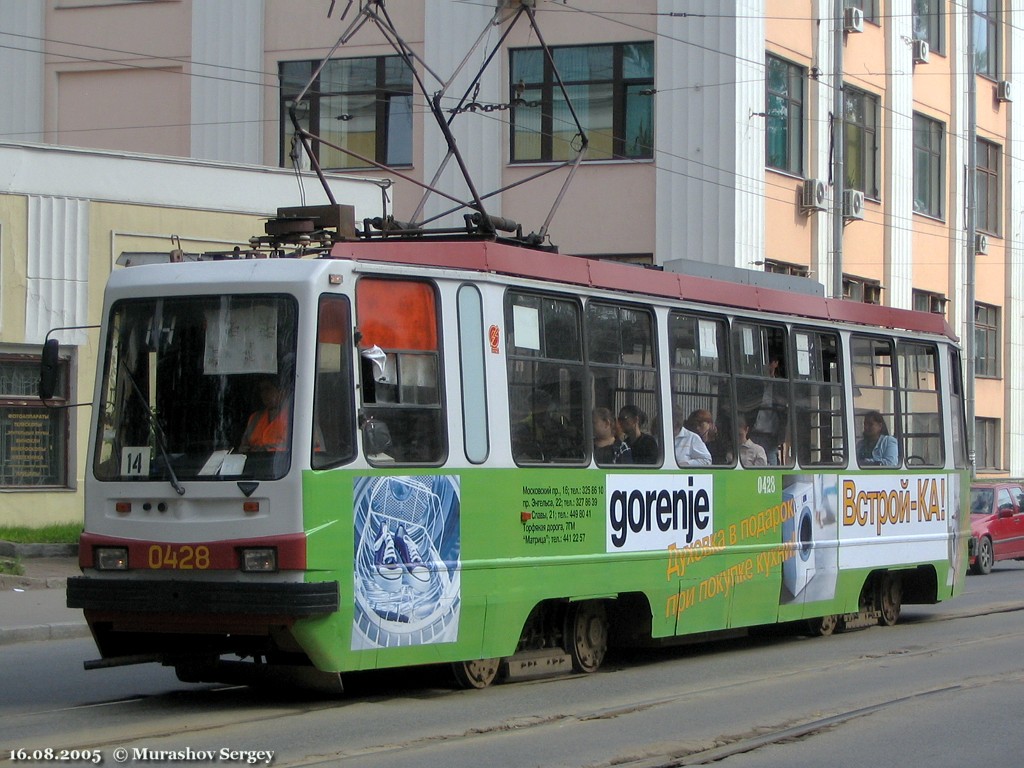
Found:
190,0 -> 265,163
422,0 -> 502,228
811,0 -> 836,292
0,0 -> 44,143
1006,3 -> 1024,475
885,1 -> 914,309
655,0 -> 764,267
25,197 -> 90,346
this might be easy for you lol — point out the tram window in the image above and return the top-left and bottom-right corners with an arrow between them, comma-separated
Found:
899,342 -> 943,467
356,278 -> 446,464
506,291 -> 586,464
949,350 -> 969,469
312,295 -> 356,469
458,285 -> 488,463
792,329 -> 845,466
851,336 -> 900,468
733,322 -> 791,466
668,312 -> 732,466
588,302 -> 660,466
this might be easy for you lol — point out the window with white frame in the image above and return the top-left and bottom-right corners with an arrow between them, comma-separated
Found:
977,138 -> 1000,235
975,417 -> 1000,470
766,55 -> 804,176
844,87 -> 879,199
510,42 -> 654,163
913,0 -> 944,54
975,303 -> 1000,378
972,0 -> 1000,78
280,56 -> 413,170
913,113 -> 943,218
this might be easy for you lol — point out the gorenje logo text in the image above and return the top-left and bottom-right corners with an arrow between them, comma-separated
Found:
606,474 -> 714,553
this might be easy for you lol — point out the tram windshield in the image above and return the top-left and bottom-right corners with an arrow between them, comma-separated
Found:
93,295 -> 299,482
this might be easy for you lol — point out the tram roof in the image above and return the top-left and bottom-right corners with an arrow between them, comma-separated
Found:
328,238 -> 958,342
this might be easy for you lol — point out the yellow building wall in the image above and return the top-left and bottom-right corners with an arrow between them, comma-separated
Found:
1,195 -> 281,528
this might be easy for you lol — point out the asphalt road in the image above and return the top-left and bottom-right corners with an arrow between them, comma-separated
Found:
2,563 -> 1023,768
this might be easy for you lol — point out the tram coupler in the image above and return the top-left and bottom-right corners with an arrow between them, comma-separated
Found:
83,654 -> 163,670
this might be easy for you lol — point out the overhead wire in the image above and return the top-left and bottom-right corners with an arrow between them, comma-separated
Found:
0,2 -> 1019,267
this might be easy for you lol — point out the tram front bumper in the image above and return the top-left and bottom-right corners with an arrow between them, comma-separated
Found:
67,577 -> 339,617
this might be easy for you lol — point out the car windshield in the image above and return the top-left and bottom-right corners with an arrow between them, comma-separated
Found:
93,294 -> 298,482
970,489 -> 994,515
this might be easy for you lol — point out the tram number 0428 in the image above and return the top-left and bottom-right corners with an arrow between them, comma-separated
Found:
148,544 -> 211,570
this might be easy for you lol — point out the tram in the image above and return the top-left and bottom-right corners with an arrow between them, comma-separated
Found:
52,204 -> 969,690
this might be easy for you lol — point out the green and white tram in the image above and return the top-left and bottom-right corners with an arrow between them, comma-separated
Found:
59,206 -> 969,690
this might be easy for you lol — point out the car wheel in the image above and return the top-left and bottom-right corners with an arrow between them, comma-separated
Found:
971,536 -> 994,575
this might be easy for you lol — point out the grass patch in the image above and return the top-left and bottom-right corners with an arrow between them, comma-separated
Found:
0,557 -> 25,576
0,523 -> 81,545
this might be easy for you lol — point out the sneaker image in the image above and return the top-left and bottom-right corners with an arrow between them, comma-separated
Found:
395,525 -> 431,592
372,522 -> 404,592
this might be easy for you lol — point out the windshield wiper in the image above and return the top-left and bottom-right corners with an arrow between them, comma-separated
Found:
119,359 -> 186,496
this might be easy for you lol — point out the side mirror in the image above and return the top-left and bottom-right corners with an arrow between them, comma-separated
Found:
998,504 -> 1015,519
39,338 -> 60,400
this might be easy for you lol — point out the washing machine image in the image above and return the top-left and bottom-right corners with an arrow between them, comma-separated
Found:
782,480 -> 817,598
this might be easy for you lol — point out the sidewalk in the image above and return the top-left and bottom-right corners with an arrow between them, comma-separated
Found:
0,547 -> 90,646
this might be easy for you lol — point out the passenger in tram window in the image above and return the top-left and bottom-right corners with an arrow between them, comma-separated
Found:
517,390 -> 573,461
593,407 -> 633,465
737,414 -> 768,467
856,411 -> 899,467
673,411 -> 711,467
617,405 -> 659,464
239,376 -> 290,453
749,356 -> 785,465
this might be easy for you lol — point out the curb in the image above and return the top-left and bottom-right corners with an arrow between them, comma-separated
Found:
0,623 -> 91,646
0,574 -> 70,590
0,541 -> 78,558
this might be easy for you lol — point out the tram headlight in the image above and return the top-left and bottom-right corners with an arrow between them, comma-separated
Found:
95,547 -> 129,571
241,547 -> 278,573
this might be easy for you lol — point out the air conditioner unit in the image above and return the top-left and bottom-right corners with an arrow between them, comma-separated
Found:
800,178 -> 828,212
912,39 -> 930,64
975,233 -> 989,255
997,80 -> 1013,102
844,7 -> 864,33
843,189 -> 865,220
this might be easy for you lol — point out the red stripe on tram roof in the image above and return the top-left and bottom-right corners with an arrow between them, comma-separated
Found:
330,238 -> 957,340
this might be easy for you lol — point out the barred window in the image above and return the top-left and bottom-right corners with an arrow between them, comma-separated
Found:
1,356 -> 69,487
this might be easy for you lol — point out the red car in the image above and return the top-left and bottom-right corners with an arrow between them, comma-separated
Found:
969,482 -> 1024,574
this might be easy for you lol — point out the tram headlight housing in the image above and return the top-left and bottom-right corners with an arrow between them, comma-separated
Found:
95,547 -> 129,571
241,547 -> 278,573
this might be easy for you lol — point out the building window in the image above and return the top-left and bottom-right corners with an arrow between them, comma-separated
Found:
844,87 -> 879,199
846,0 -> 879,23
764,259 -> 809,278
280,56 -> 413,170
912,289 -> 947,315
913,0 -> 944,54
975,417 -> 1000,470
977,138 -> 1000,234
510,42 -> 654,163
843,275 -> 882,304
975,302 -> 1000,378
765,55 -> 804,176
0,356 -> 69,487
913,113 -> 943,218
972,0 -> 999,78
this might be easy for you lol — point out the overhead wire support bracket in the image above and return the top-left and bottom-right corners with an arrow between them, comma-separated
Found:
289,0 -> 589,247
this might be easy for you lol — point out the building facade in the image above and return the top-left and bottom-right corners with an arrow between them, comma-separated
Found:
0,0 -> 1021,495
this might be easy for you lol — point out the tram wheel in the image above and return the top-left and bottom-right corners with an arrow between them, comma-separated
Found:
877,574 -> 902,627
807,613 -> 840,637
451,658 -> 501,689
565,600 -> 608,673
